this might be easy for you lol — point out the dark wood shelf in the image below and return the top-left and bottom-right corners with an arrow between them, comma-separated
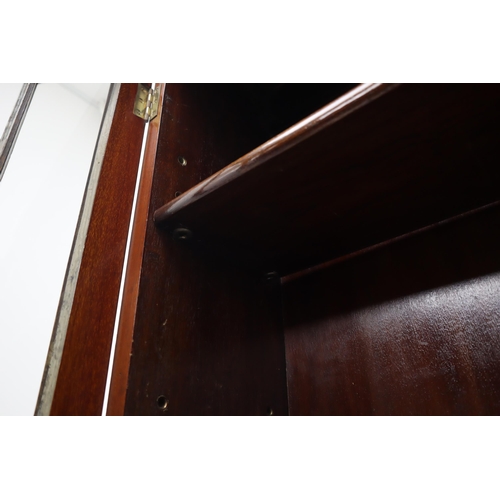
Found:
154,83 -> 500,277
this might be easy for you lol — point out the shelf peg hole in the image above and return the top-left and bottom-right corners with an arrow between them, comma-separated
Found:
175,191 -> 182,197
157,396 -> 169,410
173,227 -> 193,242
263,271 -> 279,284
178,156 -> 187,166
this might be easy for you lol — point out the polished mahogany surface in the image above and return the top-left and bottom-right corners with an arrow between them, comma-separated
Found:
47,83 -> 500,416
50,84 -> 146,415
155,84 -> 500,277
122,84 -> 288,415
106,84 -> 167,415
282,203 -> 500,415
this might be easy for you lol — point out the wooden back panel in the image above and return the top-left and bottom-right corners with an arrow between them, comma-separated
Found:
283,204 -> 500,415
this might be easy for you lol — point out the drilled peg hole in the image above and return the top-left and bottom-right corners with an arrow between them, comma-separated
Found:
174,191 -> 182,197
173,227 -> 193,242
263,272 -> 279,284
266,407 -> 274,416
178,156 -> 187,166
157,396 -> 169,410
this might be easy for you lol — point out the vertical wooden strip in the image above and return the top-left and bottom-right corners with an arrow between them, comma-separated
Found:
106,84 -> 165,416
48,84 -> 146,416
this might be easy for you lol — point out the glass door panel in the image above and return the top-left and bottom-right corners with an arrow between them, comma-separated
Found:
0,83 -> 110,415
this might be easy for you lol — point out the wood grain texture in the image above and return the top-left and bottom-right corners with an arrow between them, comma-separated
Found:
155,83 -> 391,222
36,84 -> 120,416
154,84 -> 500,277
50,84 -> 146,416
121,84 -> 288,415
106,84 -> 166,416
283,203 -> 500,415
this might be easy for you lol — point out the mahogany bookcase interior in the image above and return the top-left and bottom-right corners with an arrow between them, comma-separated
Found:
115,83 -> 500,415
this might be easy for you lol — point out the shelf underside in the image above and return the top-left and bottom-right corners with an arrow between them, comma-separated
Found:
155,83 -> 500,277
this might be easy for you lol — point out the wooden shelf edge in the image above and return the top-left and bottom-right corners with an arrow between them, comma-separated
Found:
154,83 -> 397,224
151,84 -> 500,277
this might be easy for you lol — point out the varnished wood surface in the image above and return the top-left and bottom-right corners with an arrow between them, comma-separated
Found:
154,84 -> 500,277
36,84 -> 121,416
283,203 -> 500,415
120,84 -> 288,415
154,83 -> 391,220
50,84 -> 146,415
106,84 -> 166,416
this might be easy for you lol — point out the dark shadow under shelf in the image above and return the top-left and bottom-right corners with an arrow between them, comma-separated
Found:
155,83 -> 500,277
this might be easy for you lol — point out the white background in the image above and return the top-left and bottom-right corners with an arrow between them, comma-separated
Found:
0,83 -> 109,415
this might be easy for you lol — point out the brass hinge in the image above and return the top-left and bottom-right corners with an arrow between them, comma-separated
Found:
133,84 -> 159,122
